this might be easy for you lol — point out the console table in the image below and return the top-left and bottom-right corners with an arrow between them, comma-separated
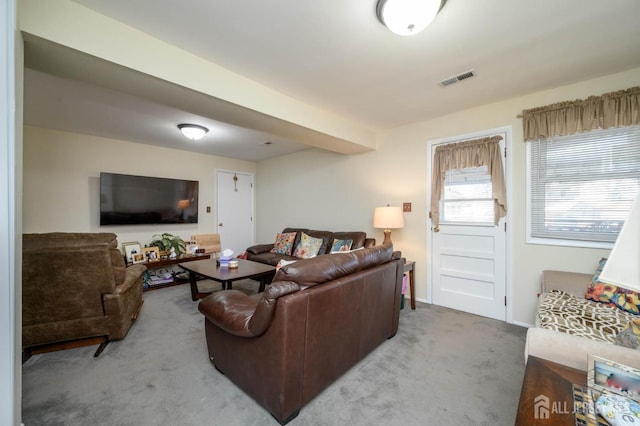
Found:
140,253 -> 211,291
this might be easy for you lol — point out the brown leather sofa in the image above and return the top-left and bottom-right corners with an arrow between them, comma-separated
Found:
198,244 -> 404,424
22,232 -> 146,357
246,227 -> 376,266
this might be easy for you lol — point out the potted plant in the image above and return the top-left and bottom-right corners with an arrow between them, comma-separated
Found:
149,233 -> 186,258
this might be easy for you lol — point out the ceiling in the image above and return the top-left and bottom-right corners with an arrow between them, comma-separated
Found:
23,0 -> 640,161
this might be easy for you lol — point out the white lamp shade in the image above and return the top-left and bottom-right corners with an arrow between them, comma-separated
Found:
599,191 -> 640,292
178,124 -> 208,141
377,0 -> 443,36
373,206 -> 405,229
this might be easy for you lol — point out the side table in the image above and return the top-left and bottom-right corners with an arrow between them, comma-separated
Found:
404,261 -> 416,310
516,356 -> 586,425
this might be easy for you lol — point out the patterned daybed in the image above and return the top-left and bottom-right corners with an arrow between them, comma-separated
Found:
525,268 -> 639,371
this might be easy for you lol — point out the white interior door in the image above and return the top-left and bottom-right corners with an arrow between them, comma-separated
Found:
429,136 -> 507,321
216,170 -> 254,256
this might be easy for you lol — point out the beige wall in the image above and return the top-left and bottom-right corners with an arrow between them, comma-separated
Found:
22,126 -> 256,247
257,67 -> 640,325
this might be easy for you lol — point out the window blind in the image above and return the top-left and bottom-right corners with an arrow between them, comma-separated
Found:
442,166 -> 494,224
528,125 -> 640,243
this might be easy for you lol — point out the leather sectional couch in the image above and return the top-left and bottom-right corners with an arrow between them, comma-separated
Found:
246,227 -> 376,266
198,244 -> 404,424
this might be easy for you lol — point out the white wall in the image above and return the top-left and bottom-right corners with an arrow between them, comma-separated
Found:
22,126 -> 257,248
257,67 -> 640,325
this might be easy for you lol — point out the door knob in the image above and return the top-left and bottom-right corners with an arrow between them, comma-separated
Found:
433,226 -> 440,233
218,223 -> 223,227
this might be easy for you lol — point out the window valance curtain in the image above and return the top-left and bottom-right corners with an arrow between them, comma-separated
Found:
522,86 -> 640,141
430,136 -> 506,227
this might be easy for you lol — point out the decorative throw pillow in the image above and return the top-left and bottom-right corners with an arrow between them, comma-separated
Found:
293,232 -> 323,259
614,318 -> 640,349
585,258 -> 640,315
270,232 -> 296,255
596,394 -> 640,425
275,259 -> 297,271
330,239 -> 353,253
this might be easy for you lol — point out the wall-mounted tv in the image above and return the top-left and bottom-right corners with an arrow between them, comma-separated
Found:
100,172 -> 199,225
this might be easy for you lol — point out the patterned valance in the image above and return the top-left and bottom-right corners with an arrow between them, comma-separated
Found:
522,86 -> 640,141
430,136 -> 506,227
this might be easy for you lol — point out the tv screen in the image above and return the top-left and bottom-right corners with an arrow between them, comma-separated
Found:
100,172 -> 199,225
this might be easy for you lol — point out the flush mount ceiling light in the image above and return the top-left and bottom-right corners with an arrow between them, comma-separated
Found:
177,124 -> 208,141
376,0 -> 446,36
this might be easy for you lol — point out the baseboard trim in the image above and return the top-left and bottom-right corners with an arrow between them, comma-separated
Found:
512,320 -> 534,328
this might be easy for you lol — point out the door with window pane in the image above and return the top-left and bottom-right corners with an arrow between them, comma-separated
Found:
430,137 -> 507,321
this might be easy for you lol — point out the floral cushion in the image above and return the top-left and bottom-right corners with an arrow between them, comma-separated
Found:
585,258 -> 640,315
293,232 -> 323,259
270,232 -> 296,255
330,239 -> 353,253
275,259 -> 297,271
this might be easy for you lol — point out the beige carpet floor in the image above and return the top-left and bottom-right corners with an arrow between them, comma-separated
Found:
22,280 -> 527,425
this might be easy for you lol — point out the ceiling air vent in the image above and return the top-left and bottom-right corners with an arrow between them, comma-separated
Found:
440,69 -> 476,87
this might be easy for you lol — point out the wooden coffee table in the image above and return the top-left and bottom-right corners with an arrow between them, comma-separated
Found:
516,356 -> 586,425
179,258 -> 276,301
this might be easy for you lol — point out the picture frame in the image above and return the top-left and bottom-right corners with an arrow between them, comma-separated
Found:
185,241 -> 199,254
142,246 -> 160,262
588,354 -> 640,403
122,241 -> 142,264
131,252 -> 146,264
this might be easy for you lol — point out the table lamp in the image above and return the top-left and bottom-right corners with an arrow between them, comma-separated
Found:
599,191 -> 640,292
373,205 -> 405,245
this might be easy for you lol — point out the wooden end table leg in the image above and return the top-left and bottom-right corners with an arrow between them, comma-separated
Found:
409,267 -> 416,310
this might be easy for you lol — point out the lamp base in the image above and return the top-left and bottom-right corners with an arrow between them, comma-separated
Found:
382,229 -> 392,245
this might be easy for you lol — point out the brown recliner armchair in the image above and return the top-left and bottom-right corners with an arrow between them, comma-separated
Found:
22,232 -> 146,357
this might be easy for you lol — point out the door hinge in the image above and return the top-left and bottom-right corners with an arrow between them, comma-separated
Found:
504,147 -> 507,158
504,222 -> 507,232
428,211 -> 432,219
504,296 -> 507,306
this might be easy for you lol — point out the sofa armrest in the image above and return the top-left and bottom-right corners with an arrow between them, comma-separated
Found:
246,243 -> 274,255
525,327 -> 640,371
542,270 -> 591,298
248,281 -> 300,336
114,264 -> 147,295
198,281 -> 299,338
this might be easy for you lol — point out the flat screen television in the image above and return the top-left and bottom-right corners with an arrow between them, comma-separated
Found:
100,172 -> 199,225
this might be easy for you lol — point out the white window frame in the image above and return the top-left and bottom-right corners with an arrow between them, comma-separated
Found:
526,126 -> 640,249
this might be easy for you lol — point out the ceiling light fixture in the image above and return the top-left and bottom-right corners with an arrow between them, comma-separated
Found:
178,124 -> 208,141
376,0 -> 446,36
